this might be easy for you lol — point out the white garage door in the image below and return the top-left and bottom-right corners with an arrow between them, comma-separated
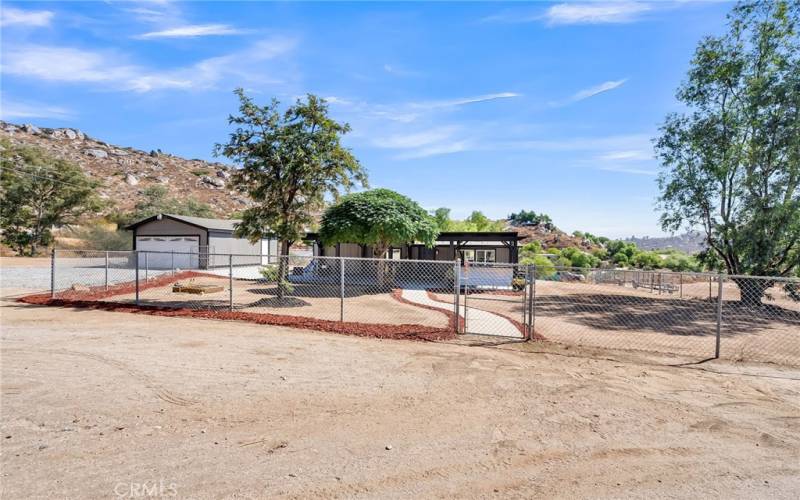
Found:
136,236 -> 200,269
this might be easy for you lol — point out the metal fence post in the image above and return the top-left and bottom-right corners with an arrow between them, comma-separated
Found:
105,251 -> 109,291
339,257 -> 345,322
50,248 -> 56,298
715,273 -> 723,358
453,259 -> 460,334
229,254 -> 233,312
135,251 -> 140,306
144,252 -> 149,281
528,264 -> 535,340
171,251 -> 175,276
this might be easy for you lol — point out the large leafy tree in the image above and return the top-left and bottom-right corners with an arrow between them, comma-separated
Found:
216,89 -> 367,290
655,1 -> 800,304
0,141 -> 101,255
319,188 -> 439,259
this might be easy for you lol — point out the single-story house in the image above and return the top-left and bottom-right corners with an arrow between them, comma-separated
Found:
304,231 -> 523,264
125,214 -> 278,269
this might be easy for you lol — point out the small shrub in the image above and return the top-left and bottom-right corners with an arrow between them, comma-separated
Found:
259,265 -> 294,293
511,278 -> 526,291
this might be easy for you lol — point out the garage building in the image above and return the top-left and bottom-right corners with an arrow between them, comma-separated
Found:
126,214 -> 277,269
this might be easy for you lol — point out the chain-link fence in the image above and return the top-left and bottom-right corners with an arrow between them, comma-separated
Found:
44,250 -> 800,365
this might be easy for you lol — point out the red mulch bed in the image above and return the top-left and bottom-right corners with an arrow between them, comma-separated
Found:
18,274 -> 456,342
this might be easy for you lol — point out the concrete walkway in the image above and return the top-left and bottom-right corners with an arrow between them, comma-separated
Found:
400,289 -> 523,338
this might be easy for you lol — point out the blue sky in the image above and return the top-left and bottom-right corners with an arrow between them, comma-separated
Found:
1,1 -> 733,237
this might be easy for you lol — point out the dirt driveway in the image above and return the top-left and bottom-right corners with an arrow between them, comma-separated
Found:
2,293 -> 799,499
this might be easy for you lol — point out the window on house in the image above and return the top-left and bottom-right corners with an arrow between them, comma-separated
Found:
462,249 -> 496,263
476,249 -> 496,263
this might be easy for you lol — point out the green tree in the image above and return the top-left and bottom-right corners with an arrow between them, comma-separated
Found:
655,1 -> 800,305
319,188 -> 439,258
632,251 -> 663,270
118,185 -> 214,225
508,210 -> 553,228
319,189 -> 438,286
216,90 -> 367,293
0,141 -> 101,255
431,207 -> 453,231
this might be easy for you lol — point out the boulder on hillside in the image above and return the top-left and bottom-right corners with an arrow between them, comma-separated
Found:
84,148 -> 108,159
23,124 -> 41,135
201,175 -> 225,188
125,174 -> 139,186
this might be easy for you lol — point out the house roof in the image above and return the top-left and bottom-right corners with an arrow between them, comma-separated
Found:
125,213 -> 242,232
303,231 -> 522,243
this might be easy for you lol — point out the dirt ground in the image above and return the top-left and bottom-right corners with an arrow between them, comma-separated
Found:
2,290 -> 799,499
102,276 -> 448,328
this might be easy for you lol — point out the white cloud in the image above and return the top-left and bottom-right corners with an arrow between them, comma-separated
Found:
549,79 -> 626,107
373,126 -> 460,149
395,140 -> 472,160
0,99 -> 74,120
544,2 -> 652,25
597,150 -> 653,161
135,24 -> 251,39
0,37 -> 297,93
1,7 -> 54,27
411,92 -> 521,110
599,165 -> 657,176
383,63 -> 423,78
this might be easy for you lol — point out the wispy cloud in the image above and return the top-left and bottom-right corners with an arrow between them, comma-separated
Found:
549,79 -> 626,106
373,126 -> 460,150
544,2 -> 652,26
135,24 -> 251,39
1,37 -> 297,93
1,7 -> 54,27
597,149 -> 652,161
0,98 -> 74,120
598,165 -> 657,176
412,92 -> 521,110
482,2 -> 652,26
383,63 -> 423,78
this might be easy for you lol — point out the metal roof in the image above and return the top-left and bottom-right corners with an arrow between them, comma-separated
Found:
125,213 -> 241,232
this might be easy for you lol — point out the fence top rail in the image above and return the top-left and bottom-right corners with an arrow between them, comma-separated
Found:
50,250 -> 800,282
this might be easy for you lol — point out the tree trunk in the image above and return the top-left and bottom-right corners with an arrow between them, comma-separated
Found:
731,276 -> 773,307
373,244 -> 389,289
277,240 -> 292,299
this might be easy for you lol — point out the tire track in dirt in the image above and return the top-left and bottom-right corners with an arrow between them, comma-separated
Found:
2,347 -> 198,406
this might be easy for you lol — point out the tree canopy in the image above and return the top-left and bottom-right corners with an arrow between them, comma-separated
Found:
655,0 -> 800,300
508,210 -> 554,229
215,89 -> 367,254
111,185 -> 214,226
0,140 -> 101,255
319,188 -> 439,257
431,208 -> 505,232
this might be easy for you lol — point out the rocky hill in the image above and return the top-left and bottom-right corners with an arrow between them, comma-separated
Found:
508,223 -> 601,251
1,121 -> 250,217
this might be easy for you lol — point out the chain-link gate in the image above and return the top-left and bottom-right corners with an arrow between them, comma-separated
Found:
457,262 -> 530,339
